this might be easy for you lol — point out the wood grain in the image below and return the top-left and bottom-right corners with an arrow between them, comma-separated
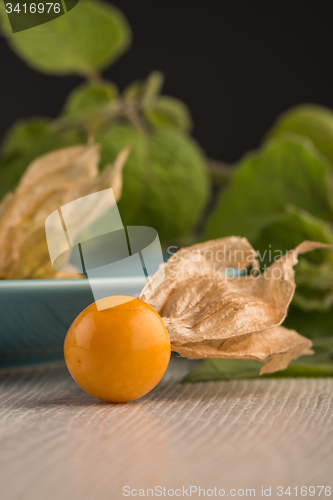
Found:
0,357 -> 332,500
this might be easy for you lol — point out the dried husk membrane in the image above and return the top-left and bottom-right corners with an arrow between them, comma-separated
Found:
0,144 -> 129,279
141,238 -> 332,373
171,327 -> 313,375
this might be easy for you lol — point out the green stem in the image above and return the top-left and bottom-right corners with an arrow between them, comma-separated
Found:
206,159 -> 234,186
86,72 -> 103,84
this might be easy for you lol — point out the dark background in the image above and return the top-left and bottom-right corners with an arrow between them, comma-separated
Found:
0,0 -> 332,163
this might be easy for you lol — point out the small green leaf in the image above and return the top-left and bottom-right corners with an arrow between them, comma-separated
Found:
123,72 -> 164,102
266,104 -> 333,168
204,134 -> 333,241
142,71 -> 164,101
0,118 -> 83,200
2,0 -> 131,76
123,80 -> 144,101
143,96 -> 192,132
61,81 -> 119,133
97,125 -> 209,242
62,82 -> 118,118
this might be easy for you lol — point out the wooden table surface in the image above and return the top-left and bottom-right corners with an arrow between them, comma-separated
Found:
0,356 -> 332,500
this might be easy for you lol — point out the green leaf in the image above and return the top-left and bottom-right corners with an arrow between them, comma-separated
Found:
266,104 -> 333,168
284,306 -> 333,338
2,0 -> 131,76
123,72 -> 164,102
310,336 -> 333,360
0,118 -> 83,200
253,207 -> 333,268
293,260 -> 333,311
62,82 -> 118,118
61,81 -> 119,133
0,0 -> 66,33
252,208 -> 333,311
183,359 -> 262,382
264,365 -> 333,377
142,72 -> 164,101
97,125 -> 209,242
143,96 -> 192,132
204,134 -> 333,241
183,339 -> 333,383
0,155 -> 30,201
123,80 -> 144,101
1,118 -> 51,157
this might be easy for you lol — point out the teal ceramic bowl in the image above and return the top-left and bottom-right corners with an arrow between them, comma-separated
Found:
0,278 -> 146,369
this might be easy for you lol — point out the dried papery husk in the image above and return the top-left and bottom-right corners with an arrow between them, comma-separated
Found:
0,144 -> 129,279
0,193 -> 14,222
171,326 -> 313,374
142,236 -> 259,313
141,238 -> 332,373
0,144 -> 98,277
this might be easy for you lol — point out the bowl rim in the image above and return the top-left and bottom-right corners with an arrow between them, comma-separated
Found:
0,277 -> 147,290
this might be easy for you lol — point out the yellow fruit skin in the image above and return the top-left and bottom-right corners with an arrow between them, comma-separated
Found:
64,298 -> 171,403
